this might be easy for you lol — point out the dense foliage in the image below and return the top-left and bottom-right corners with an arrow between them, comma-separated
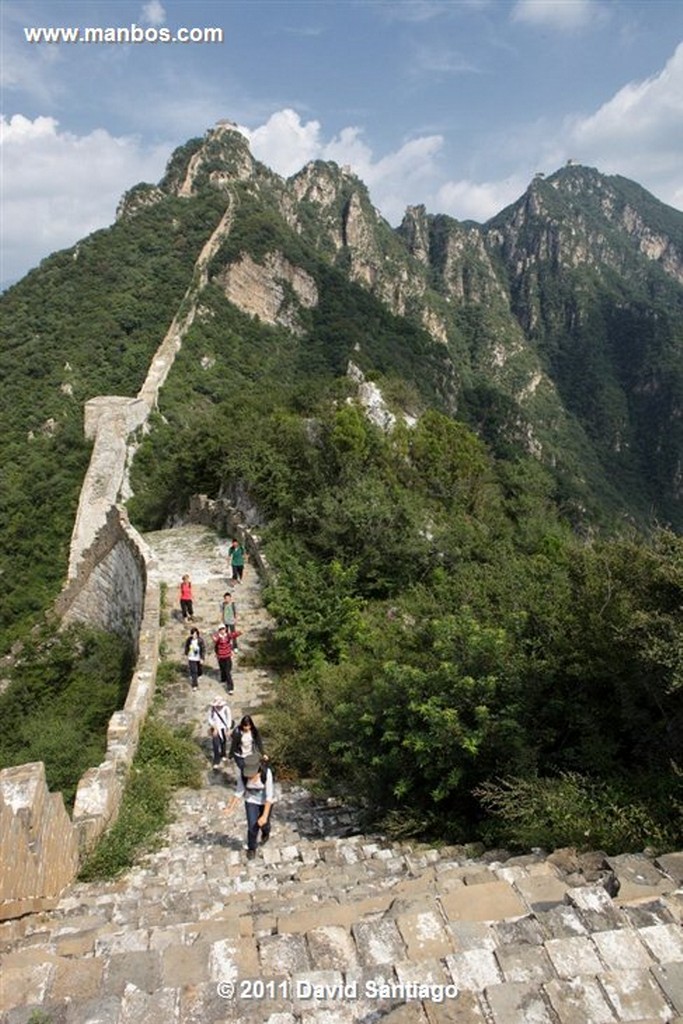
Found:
78,716 -> 202,880
0,625 -> 134,807
129,275 -> 683,852
1,136 -> 681,853
0,191 -> 225,655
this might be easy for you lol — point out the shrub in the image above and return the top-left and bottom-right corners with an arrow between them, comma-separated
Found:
475,770 -> 682,854
79,719 -> 202,880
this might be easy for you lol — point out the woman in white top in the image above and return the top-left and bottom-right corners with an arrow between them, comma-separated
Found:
208,696 -> 232,767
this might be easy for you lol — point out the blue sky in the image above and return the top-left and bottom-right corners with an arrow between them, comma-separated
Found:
2,0 -> 682,286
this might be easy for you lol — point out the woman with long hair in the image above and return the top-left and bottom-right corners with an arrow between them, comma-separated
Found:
229,714 -> 264,773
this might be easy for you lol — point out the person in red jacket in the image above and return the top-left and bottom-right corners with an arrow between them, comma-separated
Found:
212,624 -> 241,693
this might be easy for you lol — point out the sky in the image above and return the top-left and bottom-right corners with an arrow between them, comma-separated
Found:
1,0 -> 682,287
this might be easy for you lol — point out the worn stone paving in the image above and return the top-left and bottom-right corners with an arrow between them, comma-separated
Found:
1,525 -> 683,1024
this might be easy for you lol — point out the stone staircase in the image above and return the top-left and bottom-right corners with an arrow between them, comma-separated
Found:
1,526 -> 682,1024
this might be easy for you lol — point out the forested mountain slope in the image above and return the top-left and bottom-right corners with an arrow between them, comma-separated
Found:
1,124 -> 681,848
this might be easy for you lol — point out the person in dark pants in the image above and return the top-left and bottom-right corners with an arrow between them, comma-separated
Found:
183,627 -> 205,690
212,624 -> 241,693
228,539 -> 246,583
225,753 -> 275,860
179,574 -> 194,621
208,696 -> 232,768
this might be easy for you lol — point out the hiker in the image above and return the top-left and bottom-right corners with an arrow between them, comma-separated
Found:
212,623 -> 241,693
208,695 -> 232,768
220,591 -> 238,649
179,574 -> 194,621
225,752 -> 275,860
229,714 -> 264,773
228,539 -> 246,583
183,626 -> 205,690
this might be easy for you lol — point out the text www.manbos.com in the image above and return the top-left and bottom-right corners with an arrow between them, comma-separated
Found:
24,24 -> 224,44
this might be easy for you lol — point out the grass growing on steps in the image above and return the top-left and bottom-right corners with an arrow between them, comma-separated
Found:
79,718 -> 202,881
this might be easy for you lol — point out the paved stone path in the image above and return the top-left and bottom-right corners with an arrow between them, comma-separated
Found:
1,525 -> 683,1023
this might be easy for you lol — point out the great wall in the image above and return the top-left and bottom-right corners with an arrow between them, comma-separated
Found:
1,143 -> 683,1022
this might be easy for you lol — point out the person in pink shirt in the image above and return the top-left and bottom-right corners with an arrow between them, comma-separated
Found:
179,574 -> 194,621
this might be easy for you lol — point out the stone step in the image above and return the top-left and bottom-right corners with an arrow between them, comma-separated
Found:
3,525 -> 682,1024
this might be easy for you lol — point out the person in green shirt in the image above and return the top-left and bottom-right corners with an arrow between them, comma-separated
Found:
228,539 -> 246,583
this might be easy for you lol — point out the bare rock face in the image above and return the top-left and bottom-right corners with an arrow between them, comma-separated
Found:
216,251 -> 318,331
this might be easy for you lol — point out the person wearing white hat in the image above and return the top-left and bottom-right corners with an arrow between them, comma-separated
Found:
208,696 -> 232,768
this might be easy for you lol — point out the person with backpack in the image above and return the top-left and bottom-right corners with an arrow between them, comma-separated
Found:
183,626 -> 205,690
225,752 -> 275,860
212,623 -> 241,693
208,696 -> 232,768
229,714 -> 264,773
219,591 -> 238,649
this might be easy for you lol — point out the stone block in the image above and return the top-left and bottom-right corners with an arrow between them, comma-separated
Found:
0,954 -> 56,1012
64,994 -> 122,1024
352,918 -> 406,966
448,921 -> 497,951
494,943 -> 555,984
599,968 -> 672,1021
118,983 -> 180,1024
592,928 -> 655,970
394,956 -> 450,987
651,961 -> 683,1015
50,956 -> 104,1002
607,853 -> 671,895
544,935 -> 603,978
494,915 -> 545,947
306,925 -> 358,971
536,904 -> 588,939
440,881 -> 526,923
513,873 -> 569,912
544,975 -> 618,1023
638,923 -> 683,962
161,940 -> 211,986
102,950 -> 162,996
395,909 -> 455,960
623,900 -> 676,929
424,990 -> 488,1023
259,932 -> 311,975
565,883 -> 626,932
656,852 -> 683,886
291,969 -> 345,1010
445,948 -> 503,990
210,934 -> 260,980
485,981 -> 555,1023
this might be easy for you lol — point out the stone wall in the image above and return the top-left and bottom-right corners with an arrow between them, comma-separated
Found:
0,198 -> 237,917
0,763 -> 79,921
56,505 -> 153,644
1,406 -> 160,916
187,493 -> 272,580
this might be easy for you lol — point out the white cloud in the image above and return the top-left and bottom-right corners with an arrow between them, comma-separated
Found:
140,1 -> 166,27
544,42 -> 683,207
0,114 -> 168,286
244,109 -> 323,176
240,108 -> 445,223
435,176 -> 527,222
512,0 -> 603,31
